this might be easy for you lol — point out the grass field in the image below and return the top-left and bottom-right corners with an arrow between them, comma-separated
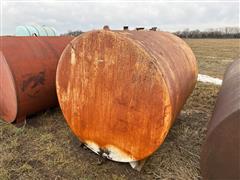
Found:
0,39 -> 239,179
185,39 -> 240,78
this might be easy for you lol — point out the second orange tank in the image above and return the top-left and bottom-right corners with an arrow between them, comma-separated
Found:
0,36 -> 73,124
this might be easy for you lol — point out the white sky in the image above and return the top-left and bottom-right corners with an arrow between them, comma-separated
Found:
1,0 -> 240,35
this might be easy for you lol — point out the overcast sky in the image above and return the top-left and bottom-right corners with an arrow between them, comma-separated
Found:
1,0 -> 239,35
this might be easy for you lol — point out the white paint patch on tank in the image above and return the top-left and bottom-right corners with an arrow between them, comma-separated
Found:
104,145 -> 136,162
84,140 -> 136,162
85,140 -> 100,153
198,74 -> 222,85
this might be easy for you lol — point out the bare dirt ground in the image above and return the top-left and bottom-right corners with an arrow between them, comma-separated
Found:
0,39 -> 239,180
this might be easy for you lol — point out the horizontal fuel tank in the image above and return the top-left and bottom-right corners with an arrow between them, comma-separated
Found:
201,59 -> 240,179
0,36 -> 73,123
56,30 -> 198,162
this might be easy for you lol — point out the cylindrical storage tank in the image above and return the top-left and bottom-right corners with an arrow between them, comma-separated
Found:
0,36 -> 73,123
201,59 -> 240,179
16,25 -> 58,36
56,30 -> 198,162
32,24 -> 48,36
16,26 -> 32,36
26,25 -> 40,36
42,26 -> 57,36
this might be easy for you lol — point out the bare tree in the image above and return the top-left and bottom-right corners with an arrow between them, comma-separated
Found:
174,27 -> 240,38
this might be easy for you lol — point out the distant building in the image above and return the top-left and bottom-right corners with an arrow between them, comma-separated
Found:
16,24 -> 58,36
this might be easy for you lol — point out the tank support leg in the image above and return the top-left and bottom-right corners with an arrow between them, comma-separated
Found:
13,116 -> 26,127
129,159 -> 147,171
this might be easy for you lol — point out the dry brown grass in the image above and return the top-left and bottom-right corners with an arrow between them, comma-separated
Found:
0,39 -> 239,179
185,39 -> 240,78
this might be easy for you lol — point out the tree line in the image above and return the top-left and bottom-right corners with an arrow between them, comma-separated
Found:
61,30 -> 84,37
174,27 -> 240,38
62,27 -> 240,38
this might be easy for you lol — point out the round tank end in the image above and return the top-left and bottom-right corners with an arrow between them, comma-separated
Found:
0,52 -> 17,123
56,30 -> 174,161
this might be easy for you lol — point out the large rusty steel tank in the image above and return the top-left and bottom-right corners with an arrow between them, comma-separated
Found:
0,36 -> 73,124
56,29 -> 198,164
201,59 -> 240,179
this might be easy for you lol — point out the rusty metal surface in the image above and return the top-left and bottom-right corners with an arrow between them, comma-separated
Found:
0,36 -> 73,123
56,30 -> 198,162
201,59 -> 240,179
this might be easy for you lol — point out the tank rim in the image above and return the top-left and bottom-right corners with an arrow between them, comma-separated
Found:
0,51 -> 18,123
56,30 -> 173,161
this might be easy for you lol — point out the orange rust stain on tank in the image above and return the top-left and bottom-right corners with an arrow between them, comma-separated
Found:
56,30 -> 197,161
